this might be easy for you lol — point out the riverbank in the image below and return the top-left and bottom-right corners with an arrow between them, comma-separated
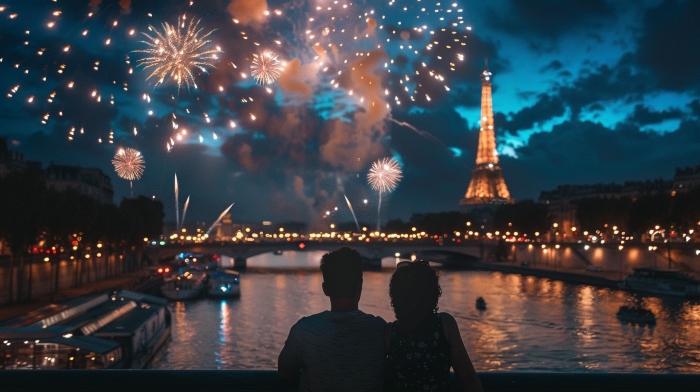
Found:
0,269 -> 154,322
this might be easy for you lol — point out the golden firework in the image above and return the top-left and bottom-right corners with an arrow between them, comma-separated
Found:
135,16 -> 221,89
112,148 -> 145,181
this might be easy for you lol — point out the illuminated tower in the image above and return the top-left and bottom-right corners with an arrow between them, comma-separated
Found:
460,67 -> 513,209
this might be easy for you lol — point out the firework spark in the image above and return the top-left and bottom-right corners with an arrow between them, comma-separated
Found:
206,203 -> 234,236
368,157 -> 402,194
112,148 -> 145,181
251,51 -> 283,85
135,16 -> 221,89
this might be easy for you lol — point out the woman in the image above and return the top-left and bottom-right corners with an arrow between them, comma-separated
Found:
384,261 -> 483,392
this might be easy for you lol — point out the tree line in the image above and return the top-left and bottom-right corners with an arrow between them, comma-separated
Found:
0,169 -> 164,303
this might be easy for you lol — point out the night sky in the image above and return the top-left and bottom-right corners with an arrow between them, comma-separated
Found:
1,0 -> 699,228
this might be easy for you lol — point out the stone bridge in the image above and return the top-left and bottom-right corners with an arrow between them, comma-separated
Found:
145,240 -> 495,269
145,240 -> 700,274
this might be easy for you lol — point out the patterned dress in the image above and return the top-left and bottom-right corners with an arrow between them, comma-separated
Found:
385,313 -> 452,392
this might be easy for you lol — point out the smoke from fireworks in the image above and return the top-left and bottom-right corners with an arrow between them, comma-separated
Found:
368,157 -> 402,194
251,51 -> 283,85
112,148 -> 145,181
135,15 -> 221,89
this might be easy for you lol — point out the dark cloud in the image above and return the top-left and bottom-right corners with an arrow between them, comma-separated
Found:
385,108 -> 478,218
626,104 -> 683,126
502,119 -> 700,199
556,53 -> 653,118
636,0 -> 700,91
486,0 -> 615,39
689,100 -> 700,117
540,60 -> 563,73
406,30 -> 508,108
494,94 -> 565,135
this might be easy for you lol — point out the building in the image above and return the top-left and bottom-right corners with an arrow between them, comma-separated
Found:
44,163 -> 114,205
460,66 -> 513,211
539,179 -> 673,239
673,165 -> 700,193
0,137 -> 41,177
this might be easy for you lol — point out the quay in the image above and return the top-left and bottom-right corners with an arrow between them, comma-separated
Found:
0,370 -> 699,391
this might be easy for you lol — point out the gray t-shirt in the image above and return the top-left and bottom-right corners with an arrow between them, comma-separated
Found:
279,310 -> 387,392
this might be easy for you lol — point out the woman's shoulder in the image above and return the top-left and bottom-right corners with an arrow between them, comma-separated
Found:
437,312 -> 457,325
437,312 -> 460,339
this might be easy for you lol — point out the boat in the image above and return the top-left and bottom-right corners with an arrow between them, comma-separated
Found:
160,269 -> 207,300
618,268 -> 700,297
0,291 -> 170,369
476,297 -> 487,310
206,269 -> 241,297
616,305 -> 656,325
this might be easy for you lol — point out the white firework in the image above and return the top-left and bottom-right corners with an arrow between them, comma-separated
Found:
368,157 -> 402,193
251,51 -> 283,85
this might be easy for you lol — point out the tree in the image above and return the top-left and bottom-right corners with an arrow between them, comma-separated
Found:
0,170 -> 47,302
493,200 -> 551,237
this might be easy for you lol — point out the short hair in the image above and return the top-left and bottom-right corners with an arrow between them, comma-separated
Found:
320,247 -> 363,299
389,262 -> 441,318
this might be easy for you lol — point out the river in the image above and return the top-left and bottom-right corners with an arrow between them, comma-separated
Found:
149,251 -> 700,372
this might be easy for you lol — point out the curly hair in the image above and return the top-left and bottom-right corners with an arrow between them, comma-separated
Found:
389,262 -> 442,318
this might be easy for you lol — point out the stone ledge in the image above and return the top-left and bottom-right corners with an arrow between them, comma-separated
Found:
1,370 -> 699,391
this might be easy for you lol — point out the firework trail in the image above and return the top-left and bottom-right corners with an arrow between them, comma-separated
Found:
174,174 -> 180,231
368,157 -> 402,231
112,148 -> 145,197
134,15 -> 221,89
181,195 -> 190,230
389,116 -> 445,147
206,203 -> 234,236
251,51 -> 283,85
344,194 -> 361,233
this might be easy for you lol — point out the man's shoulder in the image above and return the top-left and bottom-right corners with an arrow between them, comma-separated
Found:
293,310 -> 386,329
358,312 -> 387,326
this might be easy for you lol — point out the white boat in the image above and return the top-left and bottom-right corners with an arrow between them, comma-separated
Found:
618,268 -> 700,297
207,270 -> 241,297
160,270 -> 207,300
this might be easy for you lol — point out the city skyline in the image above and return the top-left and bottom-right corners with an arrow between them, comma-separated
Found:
0,0 -> 699,226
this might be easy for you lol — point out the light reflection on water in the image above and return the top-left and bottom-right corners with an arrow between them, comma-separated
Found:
149,251 -> 700,372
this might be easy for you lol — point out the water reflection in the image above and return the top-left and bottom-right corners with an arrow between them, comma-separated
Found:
149,252 -> 700,372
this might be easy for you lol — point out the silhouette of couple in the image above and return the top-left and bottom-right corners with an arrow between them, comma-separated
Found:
278,247 -> 483,392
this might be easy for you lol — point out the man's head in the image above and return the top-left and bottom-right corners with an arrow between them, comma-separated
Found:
320,247 -> 363,300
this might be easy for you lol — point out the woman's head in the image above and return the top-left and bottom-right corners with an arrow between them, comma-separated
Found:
389,261 -> 442,321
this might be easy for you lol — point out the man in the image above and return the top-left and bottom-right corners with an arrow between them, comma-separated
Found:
278,247 -> 386,391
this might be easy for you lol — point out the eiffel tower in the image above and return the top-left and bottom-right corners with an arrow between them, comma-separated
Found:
460,66 -> 513,210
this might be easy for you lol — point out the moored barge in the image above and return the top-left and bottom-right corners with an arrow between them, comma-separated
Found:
0,290 -> 170,369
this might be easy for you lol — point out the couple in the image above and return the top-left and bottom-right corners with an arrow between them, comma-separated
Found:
278,247 -> 483,392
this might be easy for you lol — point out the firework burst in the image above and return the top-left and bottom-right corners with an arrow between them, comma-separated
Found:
135,15 -> 221,89
251,51 -> 283,85
112,148 -> 145,181
368,157 -> 402,193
